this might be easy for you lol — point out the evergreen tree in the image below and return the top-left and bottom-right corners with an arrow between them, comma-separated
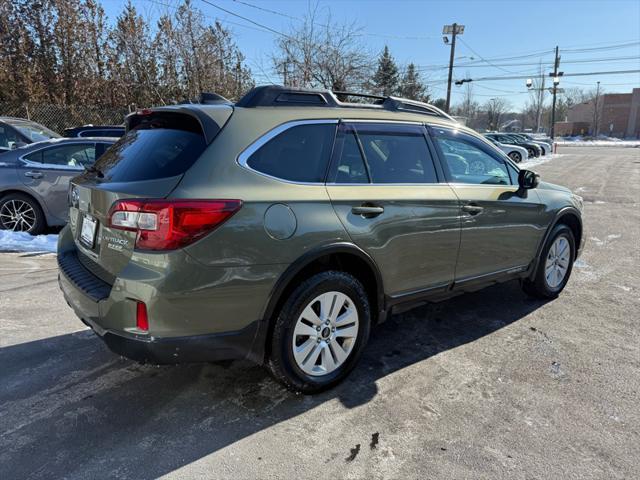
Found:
398,63 -> 428,101
431,98 -> 447,110
372,45 -> 399,96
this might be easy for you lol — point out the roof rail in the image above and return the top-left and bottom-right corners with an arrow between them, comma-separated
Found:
235,85 -> 455,122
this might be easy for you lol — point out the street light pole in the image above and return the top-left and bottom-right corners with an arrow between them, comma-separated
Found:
443,23 -> 464,113
593,81 -> 601,137
550,46 -> 560,139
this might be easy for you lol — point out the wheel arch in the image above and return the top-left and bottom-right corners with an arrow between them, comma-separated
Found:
529,206 -> 583,279
248,242 -> 385,364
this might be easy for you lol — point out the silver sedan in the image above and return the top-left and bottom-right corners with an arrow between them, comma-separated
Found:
0,137 -> 116,234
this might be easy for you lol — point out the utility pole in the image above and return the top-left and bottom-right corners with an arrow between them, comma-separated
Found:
593,80 -> 601,136
443,23 -> 464,113
550,46 -> 561,139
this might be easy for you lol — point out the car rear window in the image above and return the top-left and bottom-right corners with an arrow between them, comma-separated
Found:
246,123 -> 336,183
79,129 -> 124,137
92,113 -> 207,182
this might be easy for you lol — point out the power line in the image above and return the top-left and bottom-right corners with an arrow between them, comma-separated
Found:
562,41 -> 640,53
421,40 -> 640,70
417,55 -> 640,71
230,0 -> 438,40
457,38 -> 521,74
457,69 -> 640,83
232,0 -> 298,20
199,0 -> 292,39
139,0 -> 278,35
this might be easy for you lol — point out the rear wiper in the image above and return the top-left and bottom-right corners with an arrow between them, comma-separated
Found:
84,165 -> 104,178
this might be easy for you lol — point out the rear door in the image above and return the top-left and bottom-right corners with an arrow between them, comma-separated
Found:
18,142 -> 97,222
325,122 -> 460,296
429,126 -> 547,281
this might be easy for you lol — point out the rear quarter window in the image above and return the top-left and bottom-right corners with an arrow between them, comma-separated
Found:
245,123 -> 336,183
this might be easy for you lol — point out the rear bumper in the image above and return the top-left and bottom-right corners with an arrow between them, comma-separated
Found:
79,314 -> 259,364
57,247 -> 263,365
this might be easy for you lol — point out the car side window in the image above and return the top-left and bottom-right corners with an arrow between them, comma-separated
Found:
353,124 -> 438,184
332,129 -> 369,184
25,144 -> 96,168
246,123 -> 336,183
0,125 -> 19,149
432,130 -> 511,185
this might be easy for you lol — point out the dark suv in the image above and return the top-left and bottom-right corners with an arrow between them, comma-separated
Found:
58,86 -> 584,393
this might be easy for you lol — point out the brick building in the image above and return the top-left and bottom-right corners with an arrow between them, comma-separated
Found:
555,88 -> 640,138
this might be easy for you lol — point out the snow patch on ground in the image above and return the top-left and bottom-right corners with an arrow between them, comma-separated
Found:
521,153 -> 563,169
556,138 -> 640,147
0,231 -> 59,253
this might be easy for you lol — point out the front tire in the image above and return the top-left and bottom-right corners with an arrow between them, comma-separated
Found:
523,224 -> 575,299
267,271 -> 371,394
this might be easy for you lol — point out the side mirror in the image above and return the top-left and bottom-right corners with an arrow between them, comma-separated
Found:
11,141 -> 27,150
518,169 -> 540,189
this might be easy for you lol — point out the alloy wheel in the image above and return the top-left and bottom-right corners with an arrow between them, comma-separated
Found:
544,235 -> 571,288
292,291 -> 359,376
0,200 -> 36,232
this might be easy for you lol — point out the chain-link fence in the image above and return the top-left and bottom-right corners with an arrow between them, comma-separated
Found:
0,102 -> 131,135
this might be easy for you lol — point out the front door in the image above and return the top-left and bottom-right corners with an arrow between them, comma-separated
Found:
325,122 -> 460,296
429,126 -> 547,281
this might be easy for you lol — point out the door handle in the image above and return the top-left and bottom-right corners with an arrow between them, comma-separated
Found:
24,171 -> 43,179
461,204 -> 484,215
352,204 -> 384,218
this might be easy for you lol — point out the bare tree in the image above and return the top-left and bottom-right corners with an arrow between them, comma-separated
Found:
272,6 -> 372,92
484,97 -> 511,131
525,63 -> 546,132
454,74 -> 479,127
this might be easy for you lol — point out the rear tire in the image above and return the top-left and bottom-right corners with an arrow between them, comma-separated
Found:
523,224 -> 575,299
0,193 -> 46,235
267,271 -> 371,394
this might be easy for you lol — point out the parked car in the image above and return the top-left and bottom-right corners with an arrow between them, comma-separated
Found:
0,137 -> 116,234
57,86 -> 584,393
485,133 -> 542,158
484,136 -> 529,163
522,132 -> 553,144
0,117 -> 60,152
64,125 -> 125,138
510,133 -> 552,156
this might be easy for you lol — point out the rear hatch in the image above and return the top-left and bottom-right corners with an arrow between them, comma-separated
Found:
68,106 -> 233,279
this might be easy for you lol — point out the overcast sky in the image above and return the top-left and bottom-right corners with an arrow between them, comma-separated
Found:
102,0 -> 640,108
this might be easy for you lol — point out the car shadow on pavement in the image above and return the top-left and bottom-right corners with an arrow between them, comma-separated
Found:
0,280 -> 547,479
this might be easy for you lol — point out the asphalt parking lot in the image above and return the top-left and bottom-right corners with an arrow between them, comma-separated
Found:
1,146 -> 638,479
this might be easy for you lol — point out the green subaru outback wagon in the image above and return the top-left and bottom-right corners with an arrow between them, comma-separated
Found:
58,86 -> 584,393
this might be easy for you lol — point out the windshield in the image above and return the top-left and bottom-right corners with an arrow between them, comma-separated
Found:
6,120 -> 60,142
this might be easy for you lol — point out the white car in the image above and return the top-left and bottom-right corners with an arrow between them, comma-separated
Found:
484,137 -> 529,163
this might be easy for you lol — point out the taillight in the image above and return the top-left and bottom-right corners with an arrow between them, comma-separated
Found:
136,301 -> 149,331
108,199 -> 242,251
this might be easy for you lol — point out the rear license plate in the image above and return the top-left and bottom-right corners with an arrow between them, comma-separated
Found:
80,215 -> 97,247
